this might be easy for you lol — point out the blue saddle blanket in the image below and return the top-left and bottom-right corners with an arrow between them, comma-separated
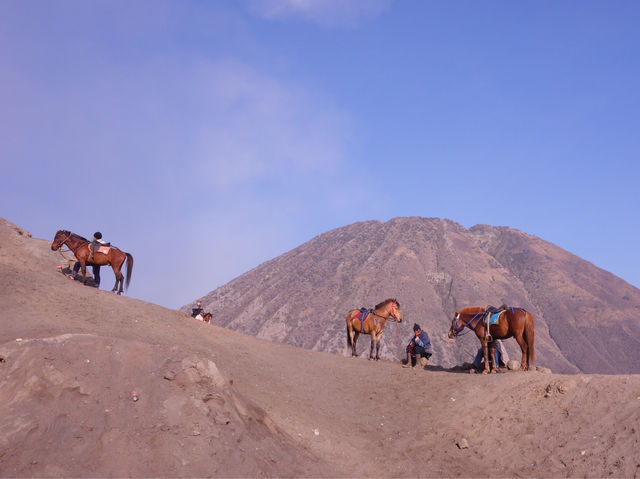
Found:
489,312 -> 501,325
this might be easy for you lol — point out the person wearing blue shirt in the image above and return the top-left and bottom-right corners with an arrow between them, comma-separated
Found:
402,323 -> 433,368
472,339 -> 509,370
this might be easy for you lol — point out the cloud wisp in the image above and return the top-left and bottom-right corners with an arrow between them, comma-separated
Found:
244,0 -> 391,28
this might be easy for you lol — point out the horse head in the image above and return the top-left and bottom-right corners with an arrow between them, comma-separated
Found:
388,299 -> 402,323
448,307 -> 485,338
51,230 -> 70,251
448,312 -> 461,339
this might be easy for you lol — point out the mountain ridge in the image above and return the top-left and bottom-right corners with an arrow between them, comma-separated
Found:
191,217 -> 640,374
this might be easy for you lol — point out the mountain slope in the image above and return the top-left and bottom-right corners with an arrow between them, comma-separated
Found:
2,217 -> 640,478
194,217 -> 640,374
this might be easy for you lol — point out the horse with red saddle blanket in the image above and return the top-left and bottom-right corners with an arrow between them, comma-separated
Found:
345,299 -> 403,360
51,230 -> 133,295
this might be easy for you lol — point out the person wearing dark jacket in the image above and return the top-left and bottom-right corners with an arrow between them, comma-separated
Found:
402,323 -> 433,368
89,232 -> 107,286
191,301 -> 203,318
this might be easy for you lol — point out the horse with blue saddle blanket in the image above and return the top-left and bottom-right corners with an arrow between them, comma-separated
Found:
346,299 -> 403,360
448,305 -> 535,373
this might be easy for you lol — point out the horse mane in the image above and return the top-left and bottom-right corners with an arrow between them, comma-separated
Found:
69,231 -> 90,242
459,306 -> 485,315
375,298 -> 399,310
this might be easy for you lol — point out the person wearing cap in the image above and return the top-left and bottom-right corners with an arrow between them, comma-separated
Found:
89,232 -> 107,287
402,323 -> 433,368
90,232 -> 106,260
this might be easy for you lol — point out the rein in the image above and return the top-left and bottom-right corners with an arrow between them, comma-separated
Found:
56,232 -> 88,254
377,301 -> 401,323
372,311 -> 400,323
451,312 -> 484,336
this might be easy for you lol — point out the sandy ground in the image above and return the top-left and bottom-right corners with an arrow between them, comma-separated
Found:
1,219 -> 640,478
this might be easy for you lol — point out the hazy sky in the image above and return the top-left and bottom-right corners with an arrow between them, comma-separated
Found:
2,1 -> 639,309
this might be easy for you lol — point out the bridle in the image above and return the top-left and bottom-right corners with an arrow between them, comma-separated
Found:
362,301 -> 401,334
375,301 -> 400,323
52,231 -> 71,251
450,311 -> 483,337
53,231 -> 87,254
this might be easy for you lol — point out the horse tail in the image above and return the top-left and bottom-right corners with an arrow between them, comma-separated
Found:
523,310 -> 535,368
125,253 -> 134,290
346,313 -> 354,347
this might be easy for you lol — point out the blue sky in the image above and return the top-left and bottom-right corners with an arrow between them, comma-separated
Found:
2,0 -> 639,309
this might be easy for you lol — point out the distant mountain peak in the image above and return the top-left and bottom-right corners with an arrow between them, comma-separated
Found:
188,217 -> 640,374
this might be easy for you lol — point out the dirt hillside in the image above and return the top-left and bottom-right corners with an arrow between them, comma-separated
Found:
1,218 -> 639,478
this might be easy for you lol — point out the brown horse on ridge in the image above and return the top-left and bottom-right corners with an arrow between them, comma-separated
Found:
448,306 -> 535,373
51,230 -> 133,295
346,299 -> 403,360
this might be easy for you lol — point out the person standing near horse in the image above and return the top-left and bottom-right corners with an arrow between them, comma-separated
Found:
472,339 -> 509,370
89,232 -> 108,287
90,232 -> 107,260
72,231 -> 108,288
402,323 -> 433,369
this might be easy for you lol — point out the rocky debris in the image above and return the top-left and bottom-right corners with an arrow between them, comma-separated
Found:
457,438 -> 469,449
544,379 -> 575,398
507,360 -> 521,370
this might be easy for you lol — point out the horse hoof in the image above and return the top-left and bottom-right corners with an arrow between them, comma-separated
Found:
482,370 -> 490,375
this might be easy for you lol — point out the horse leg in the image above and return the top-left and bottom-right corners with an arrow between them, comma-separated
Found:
476,327 -> 491,374
352,331 -> 359,357
111,263 -> 122,294
514,334 -> 529,370
369,334 -> 376,360
524,313 -> 535,370
117,269 -> 124,295
375,332 -> 383,360
482,342 -> 491,374
346,318 -> 357,356
489,342 -> 498,373
80,261 -> 88,284
115,272 -> 124,295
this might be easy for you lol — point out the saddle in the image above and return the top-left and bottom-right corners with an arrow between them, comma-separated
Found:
357,308 -> 373,331
89,241 -> 111,261
482,304 -> 508,340
485,304 -> 508,315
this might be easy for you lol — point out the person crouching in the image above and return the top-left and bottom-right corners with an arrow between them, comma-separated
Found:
402,323 -> 433,369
